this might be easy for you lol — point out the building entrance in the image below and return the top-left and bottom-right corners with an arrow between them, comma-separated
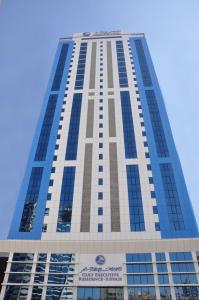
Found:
77,287 -> 124,300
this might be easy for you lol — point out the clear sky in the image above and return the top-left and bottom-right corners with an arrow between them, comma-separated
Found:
0,0 -> 199,239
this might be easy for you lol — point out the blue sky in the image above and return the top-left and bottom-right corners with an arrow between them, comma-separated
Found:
0,0 -> 199,239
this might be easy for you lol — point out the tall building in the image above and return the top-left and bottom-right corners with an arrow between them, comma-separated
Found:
0,31 -> 199,299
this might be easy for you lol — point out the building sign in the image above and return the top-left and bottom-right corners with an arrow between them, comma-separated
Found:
82,31 -> 121,37
78,254 -> 124,286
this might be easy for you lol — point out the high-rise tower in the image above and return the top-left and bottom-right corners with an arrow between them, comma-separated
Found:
0,31 -> 199,300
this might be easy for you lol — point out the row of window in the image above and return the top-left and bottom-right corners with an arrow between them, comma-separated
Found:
126,252 -> 193,263
56,167 -> 76,232
116,40 -> 128,87
75,43 -> 87,90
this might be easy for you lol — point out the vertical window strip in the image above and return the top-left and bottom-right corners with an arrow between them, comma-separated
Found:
34,95 -> 58,161
57,167 -> 76,232
19,167 -> 43,232
51,44 -> 69,91
145,90 -> 169,157
65,93 -> 82,160
134,39 -> 152,87
116,41 -> 128,87
160,163 -> 185,231
75,43 -> 87,90
120,91 -> 137,158
108,99 -> 116,137
126,165 -> 145,232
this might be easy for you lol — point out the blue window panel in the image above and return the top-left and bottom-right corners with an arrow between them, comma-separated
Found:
134,39 -> 152,87
127,274 -> 154,285
34,94 -> 58,161
50,253 -> 74,263
126,263 -> 153,273
65,94 -> 82,160
155,222 -> 160,231
57,167 -> 75,232
157,263 -> 167,273
98,165 -> 103,172
160,164 -> 185,231
173,273 -> 197,284
49,263 -> 74,273
153,206 -> 158,214
126,165 -> 145,232
32,286 -> 43,299
171,262 -> 195,273
12,253 -> 34,261
98,192 -> 103,200
116,41 -> 128,87
169,252 -> 193,261
128,287 -> 156,299
145,90 -> 169,157
120,91 -> 137,158
175,286 -> 199,300
159,287 -> 172,299
98,224 -> 103,232
4,286 -> 29,299
10,263 -> 32,273
126,253 -> 152,262
75,43 -> 87,90
48,274 -> 73,284
158,274 -> 169,284
98,207 -> 103,216
19,167 -> 43,232
51,43 -> 69,91
8,273 -> 31,284
46,287 -> 73,299
155,253 -> 166,262
98,178 -> 103,185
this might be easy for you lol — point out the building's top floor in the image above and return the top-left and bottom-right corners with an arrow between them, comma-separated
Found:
60,31 -> 145,41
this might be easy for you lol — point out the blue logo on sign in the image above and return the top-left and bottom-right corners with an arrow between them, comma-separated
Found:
95,255 -> 105,265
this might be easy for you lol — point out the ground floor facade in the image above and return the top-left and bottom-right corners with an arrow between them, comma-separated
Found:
0,239 -> 199,299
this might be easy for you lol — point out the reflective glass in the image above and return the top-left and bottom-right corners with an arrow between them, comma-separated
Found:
175,286 -> 199,300
159,286 -> 172,300
32,286 -> 43,299
10,263 -> 32,272
8,273 -> 31,283
4,285 -> 28,300
12,253 -> 34,261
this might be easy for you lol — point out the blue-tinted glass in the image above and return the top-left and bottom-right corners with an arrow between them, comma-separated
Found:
98,178 -> 103,185
155,253 -> 166,262
98,224 -> 103,232
126,263 -> 153,273
98,166 -> 103,172
10,263 -> 32,272
47,193 -> 51,200
160,164 -> 185,231
153,206 -> 158,214
65,93 -> 82,160
134,39 -> 152,87
50,253 -> 74,263
34,274 -> 44,284
128,287 -> 156,299
12,253 -> 34,262
38,253 -> 47,262
4,286 -> 28,300
57,167 -> 76,232
127,274 -> 154,284
159,287 -> 172,300
173,273 -> 197,284
99,154 -> 103,160
175,286 -> 199,300
155,222 -> 160,231
75,43 -> 87,90
158,274 -> 169,284
120,91 -> 137,158
98,192 -> 103,200
49,263 -> 75,273
46,287 -> 73,300
145,90 -> 169,157
171,262 -> 195,272
35,263 -> 46,273
32,286 -> 43,299
169,252 -> 192,261
157,263 -> 167,273
48,274 -> 73,284
52,43 -> 69,91
126,253 -> 152,262
35,94 -> 58,161
19,167 -> 43,232
98,207 -> 103,215
126,165 -> 145,232
8,273 -> 31,284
